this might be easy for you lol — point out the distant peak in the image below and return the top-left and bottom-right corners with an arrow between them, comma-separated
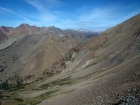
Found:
78,28 -> 103,33
78,28 -> 85,32
18,23 -> 30,27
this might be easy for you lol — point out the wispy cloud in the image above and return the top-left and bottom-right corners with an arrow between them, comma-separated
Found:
58,3 -> 139,30
78,6 -> 117,22
56,6 -> 117,30
0,7 -> 16,14
72,4 -> 140,30
25,0 -> 62,22
0,6 -> 30,22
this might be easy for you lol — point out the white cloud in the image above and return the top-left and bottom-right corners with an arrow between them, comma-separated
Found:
54,6 -> 117,30
26,0 -> 46,12
25,0 -> 62,22
0,7 -> 16,14
57,4 -> 140,30
0,6 -> 30,22
0,7 -> 30,22
78,6 -> 116,22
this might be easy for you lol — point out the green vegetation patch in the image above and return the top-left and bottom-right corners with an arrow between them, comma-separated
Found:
24,90 -> 58,105
14,98 -> 23,101
40,76 -> 72,89
0,95 -> 10,98
0,79 -> 30,91
39,90 -> 58,100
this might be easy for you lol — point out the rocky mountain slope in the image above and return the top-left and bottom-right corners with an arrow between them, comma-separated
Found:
0,30 -> 79,83
61,14 -> 140,72
0,24 -> 98,84
0,21 -> 98,82
0,26 -> 12,42
0,14 -> 140,105
44,14 -> 140,105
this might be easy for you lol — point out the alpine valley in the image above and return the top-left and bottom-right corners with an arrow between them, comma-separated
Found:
0,14 -> 140,105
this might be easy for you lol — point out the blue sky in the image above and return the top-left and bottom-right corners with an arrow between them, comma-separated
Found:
0,0 -> 140,30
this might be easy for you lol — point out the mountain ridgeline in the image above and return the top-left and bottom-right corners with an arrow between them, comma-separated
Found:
0,24 -> 99,43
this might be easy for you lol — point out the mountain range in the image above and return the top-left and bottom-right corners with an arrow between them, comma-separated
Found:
0,24 -> 99,43
0,14 -> 140,105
